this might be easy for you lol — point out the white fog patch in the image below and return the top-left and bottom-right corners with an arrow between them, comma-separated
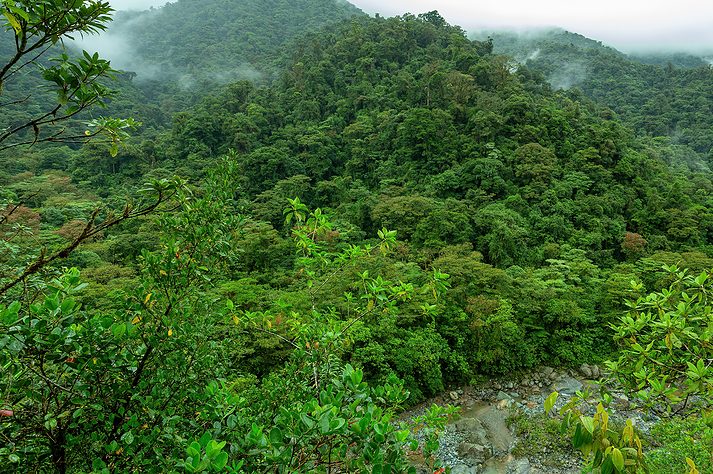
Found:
110,0 -> 169,11
72,9 -> 263,88
548,62 -> 589,90
350,0 -> 713,54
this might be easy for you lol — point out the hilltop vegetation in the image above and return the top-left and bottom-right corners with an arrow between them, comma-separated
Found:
1,2 -> 712,472
484,29 -> 713,157
110,0 -> 363,80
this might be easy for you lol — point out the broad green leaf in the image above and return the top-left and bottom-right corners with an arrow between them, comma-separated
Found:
544,392 -> 558,414
60,298 -> 76,313
269,427 -> 282,444
611,448 -> 624,471
300,414 -> 315,429
112,323 -> 126,338
121,431 -> 134,445
187,441 -> 201,459
580,416 -> 594,434
212,451 -> 228,470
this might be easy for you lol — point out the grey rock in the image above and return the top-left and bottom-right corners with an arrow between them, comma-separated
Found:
457,442 -> 492,464
580,364 -> 593,378
451,464 -> 479,474
497,391 -> 513,401
553,376 -> 583,396
542,366 -> 554,377
591,365 -> 601,378
454,417 -> 489,445
507,458 -> 531,474
450,391 -> 460,401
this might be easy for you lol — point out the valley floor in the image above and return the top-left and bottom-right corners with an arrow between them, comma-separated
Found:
406,366 -> 662,474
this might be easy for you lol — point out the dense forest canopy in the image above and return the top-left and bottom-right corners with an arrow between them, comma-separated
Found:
482,29 -> 713,158
1,1 -> 712,473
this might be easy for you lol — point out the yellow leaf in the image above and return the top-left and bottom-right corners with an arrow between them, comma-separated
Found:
232,315 -> 240,325
144,293 -> 152,304
131,316 -> 141,325
159,270 -> 167,276
3,11 -> 21,34
687,458 -> 700,474
168,328 -> 173,337
601,409 -> 609,433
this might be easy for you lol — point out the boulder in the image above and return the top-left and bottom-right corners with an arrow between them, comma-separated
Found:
457,442 -> 492,464
454,417 -> 489,445
451,464 -> 479,474
553,375 -> 583,396
496,391 -> 513,401
591,365 -> 601,378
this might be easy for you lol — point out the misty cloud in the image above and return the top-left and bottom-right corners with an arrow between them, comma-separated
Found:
349,0 -> 713,54
547,61 -> 589,90
73,12 -> 159,78
74,8 -> 262,87
110,0 -> 169,11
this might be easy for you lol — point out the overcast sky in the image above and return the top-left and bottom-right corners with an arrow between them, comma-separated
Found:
110,0 -> 713,53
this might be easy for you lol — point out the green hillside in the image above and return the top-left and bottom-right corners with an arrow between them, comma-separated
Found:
1,4 -> 711,473
481,29 -> 713,157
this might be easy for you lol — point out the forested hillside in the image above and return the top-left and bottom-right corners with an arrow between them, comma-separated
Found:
483,29 -> 713,157
109,0 -> 363,80
1,2 -> 712,473
97,0 -> 364,113
0,0 -> 364,140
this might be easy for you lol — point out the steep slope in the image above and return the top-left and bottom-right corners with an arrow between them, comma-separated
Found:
152,12 -> 713,265
479,29 -> 713,157
128,11 -> 713,401
104,0 -> 364,87
0,0 -> 365,149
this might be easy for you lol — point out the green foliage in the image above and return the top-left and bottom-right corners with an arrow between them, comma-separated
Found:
486,29 -> 713,157
546,392 -> 648,473
182,433 -> 239,473
509,411 -> 573,464
0,0 -> 137,154
645,416 -> 712,474
608,266 -> 713,415
2,4 -> 713,473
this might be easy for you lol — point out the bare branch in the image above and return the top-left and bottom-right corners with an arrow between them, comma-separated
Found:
0,94 -> 32,109
0,187 -> 179,296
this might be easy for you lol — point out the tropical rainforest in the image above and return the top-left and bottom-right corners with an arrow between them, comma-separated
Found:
0,1 -> 712,473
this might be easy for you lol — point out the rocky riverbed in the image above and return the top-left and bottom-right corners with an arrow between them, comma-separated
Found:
405,364 -> 659,474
